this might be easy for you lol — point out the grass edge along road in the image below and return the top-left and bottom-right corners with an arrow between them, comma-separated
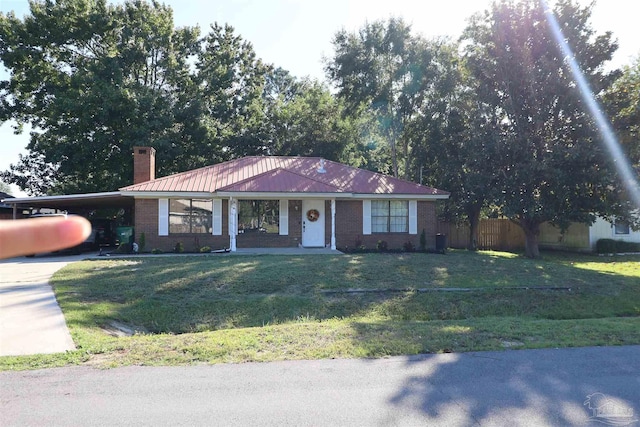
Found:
1,250 -> 639,370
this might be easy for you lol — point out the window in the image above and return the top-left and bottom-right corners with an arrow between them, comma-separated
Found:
169,199 -> 212,234
238,200 -> 279,234
372,200 -> 408,233
614,220 -> 630,235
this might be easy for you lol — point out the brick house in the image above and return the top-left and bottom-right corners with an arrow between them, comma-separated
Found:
121,147 -> 449,252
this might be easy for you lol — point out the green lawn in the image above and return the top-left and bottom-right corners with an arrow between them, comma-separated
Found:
2,250 -> 639,370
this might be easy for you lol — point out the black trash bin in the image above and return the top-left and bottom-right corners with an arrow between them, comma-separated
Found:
435,233 -> 447,254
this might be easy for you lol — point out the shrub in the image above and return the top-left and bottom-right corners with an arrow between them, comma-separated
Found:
596,239 -> 616,253
200,246 -> 211,253
619,241 -> 640,252
376,240 -> 388,252
419,229 -> 427,251
403,240 -> 415,252
138,232 -> 146,253
151,248 -> 163,254
596,239 -> 640,254
174,242 -> 184,253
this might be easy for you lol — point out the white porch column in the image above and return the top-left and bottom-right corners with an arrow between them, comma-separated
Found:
331,199 -> 336,250
229,197 -> 237,252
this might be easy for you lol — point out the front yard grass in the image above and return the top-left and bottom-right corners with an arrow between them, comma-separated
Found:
1,250 -> 639,370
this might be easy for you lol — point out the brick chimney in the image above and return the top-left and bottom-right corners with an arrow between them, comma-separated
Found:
133,146 -> 156,184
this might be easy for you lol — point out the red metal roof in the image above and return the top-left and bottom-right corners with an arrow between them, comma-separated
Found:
119,156 -> 448,196
218,168 -> 343,193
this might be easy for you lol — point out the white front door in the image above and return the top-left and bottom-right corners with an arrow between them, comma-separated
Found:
302,199 -> 325,247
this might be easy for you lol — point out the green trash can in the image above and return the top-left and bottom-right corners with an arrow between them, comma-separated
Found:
116,226 -> 134,245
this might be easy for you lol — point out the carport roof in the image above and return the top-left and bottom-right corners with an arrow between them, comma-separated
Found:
1,191 -> 134,210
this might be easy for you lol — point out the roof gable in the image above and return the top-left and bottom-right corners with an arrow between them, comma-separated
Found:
119,156 -> 448,197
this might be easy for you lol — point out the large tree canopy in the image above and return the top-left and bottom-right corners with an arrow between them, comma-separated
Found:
325,18 -> 445,179
462,0 -> 622,258
411,42 -> 503,250
261,70 -> 359,161
0,0 -> 366,195
0,1 -> 276,195
0,0 -> 201,194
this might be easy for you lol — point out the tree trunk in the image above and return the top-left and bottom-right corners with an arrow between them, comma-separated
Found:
388,131 -> 399,178
468,206 -> 481,251
519,219 -> 541,259
402,138 -> 410,181
391,142 -> 398,178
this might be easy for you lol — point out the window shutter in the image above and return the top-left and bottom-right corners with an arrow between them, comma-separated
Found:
362,200 -> 371,235
409,200 -> 417,235
279,200 -> 289,235
212,199 -> 222,235
158,199 -> 169,236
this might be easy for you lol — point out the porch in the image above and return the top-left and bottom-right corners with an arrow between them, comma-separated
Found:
88,246 -> 343,259
231,247 -> 343,255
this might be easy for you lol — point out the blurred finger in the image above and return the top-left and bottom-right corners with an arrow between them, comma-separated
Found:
0,216 -> 92,259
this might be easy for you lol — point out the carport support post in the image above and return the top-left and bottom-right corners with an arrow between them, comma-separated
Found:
229,197 -> 237,252
12,204 -> 17,220
331,199 -> 336,250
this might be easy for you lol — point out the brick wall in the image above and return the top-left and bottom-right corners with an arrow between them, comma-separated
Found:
135,198 -> 228,252
135,198 -> 440,252
136,198 -> 304,251
335,200 -> 438,251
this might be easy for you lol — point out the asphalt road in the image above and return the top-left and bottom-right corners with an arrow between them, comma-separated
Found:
2,345 -> 639,426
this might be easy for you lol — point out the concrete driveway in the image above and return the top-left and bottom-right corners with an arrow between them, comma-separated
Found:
0,253 -> 88,356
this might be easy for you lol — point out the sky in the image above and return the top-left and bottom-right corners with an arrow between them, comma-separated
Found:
0,0 -> 639,196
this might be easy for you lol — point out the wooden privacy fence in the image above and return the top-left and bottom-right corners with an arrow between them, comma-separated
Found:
437,219 -> 526,251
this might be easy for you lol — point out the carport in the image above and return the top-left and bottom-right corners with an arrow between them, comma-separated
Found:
1,192 -> 136,249
1,192 -> 134,220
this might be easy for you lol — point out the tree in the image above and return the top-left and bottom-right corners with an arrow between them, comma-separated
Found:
0,0 -> 199,195
604,56 -> 640,169
262,74 -> 357,160
0,180 -> 12,195
0,151 -> 59,196
325,18 -> 442,179
0,1 -> 272,195
0,1 -> 364,195
258,67 -> 370,164
193,23 -> 270,161
417,96 -> 503,251
405,41 -> 502,250
462,0 -> 621,258
325,21 -> 504,248
602,56 -> 640,226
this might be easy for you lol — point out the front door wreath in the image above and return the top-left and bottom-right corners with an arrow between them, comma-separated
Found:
306,209 -> 320,222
